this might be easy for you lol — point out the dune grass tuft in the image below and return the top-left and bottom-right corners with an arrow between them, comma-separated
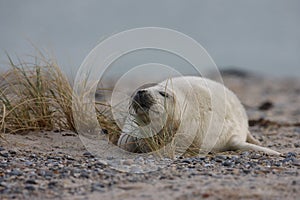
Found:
0,55 -> 120,143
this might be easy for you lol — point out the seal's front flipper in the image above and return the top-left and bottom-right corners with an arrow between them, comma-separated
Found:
118,134 -> 140,153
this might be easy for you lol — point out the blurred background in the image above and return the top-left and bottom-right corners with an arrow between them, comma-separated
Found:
0,0 -> 299,78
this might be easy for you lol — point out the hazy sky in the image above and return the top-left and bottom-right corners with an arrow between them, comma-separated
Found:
0,0 -> 299,77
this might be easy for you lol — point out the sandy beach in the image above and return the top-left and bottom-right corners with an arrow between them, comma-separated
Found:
0,73 -> 299,199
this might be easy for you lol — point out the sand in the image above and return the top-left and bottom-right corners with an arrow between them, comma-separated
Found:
0,74 -> 299,199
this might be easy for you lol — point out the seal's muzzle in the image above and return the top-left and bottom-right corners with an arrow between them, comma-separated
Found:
132,90 -> 155,113
130,90 -> 155,125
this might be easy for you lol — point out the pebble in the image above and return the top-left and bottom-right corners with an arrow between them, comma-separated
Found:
222,160 -> 232,167
130,165 -> 143,174
216,155 -> 227,160
294,127 -> 300,133
181,159 -> 192,164
287,152 -> 296,158
106,156 -> 114,160
25,179 -> 37,185
64,155 -> 73,160
25,161 -> 33,166
24,185 -> 35,191
8,150 -> 17,155
79,170 -> 90,178
292,160 -> 300,167
91,183 -> 105,192
83,152 -> 94,158
30,154 -> 37,158
0,152 -> 9,158
48,181 -> 58,188
204,164 -> 214,168
10,169 -> 23,176
122,159 -> 134,165
0,182 -> 10,188
0,162 -> 8,168
250,153 -> 262,159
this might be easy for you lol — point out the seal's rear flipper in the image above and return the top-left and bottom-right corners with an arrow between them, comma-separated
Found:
229,136 -> 280,156
246,131 -> 261,145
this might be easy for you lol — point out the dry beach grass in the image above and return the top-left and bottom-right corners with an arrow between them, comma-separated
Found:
0,56 -> 120,140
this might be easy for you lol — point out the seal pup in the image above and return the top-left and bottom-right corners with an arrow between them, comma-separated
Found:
118,76 -> 280,156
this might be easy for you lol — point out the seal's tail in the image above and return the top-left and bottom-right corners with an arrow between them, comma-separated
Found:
246,131 -> 261,145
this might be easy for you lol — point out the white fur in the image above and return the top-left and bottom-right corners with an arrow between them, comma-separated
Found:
118,76 -> 280,156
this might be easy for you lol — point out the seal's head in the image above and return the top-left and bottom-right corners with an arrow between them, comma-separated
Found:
129,83 -> 176,127
119,82 -> 179,153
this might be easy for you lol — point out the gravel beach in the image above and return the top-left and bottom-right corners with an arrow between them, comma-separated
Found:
1,74 -> 299,200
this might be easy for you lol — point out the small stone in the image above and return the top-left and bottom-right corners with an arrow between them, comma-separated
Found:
251,153 -> 262,159
8,150 -> 17,155
0,152 -> 9,158
223,160 -> 232,167
130,166 -> 143,173
10,169 -> 22,176
241,151 -> 250,157
122,159 -> 134,165
202,193 -> 210,198
0,147 -> 5,151
282,157 -> 294,163
135,157 -> 145,164
294,143 -> 300,148
53,156 -> 61,161
197,156 -> 206,161
30,154 -> 37,158
258,101 -> 273,111
292,160 -> 300,167
273,162 -> 281,167
294,127 -> 300,133
181,159 -> 192,164
216,155 -> 227,160
83,152 -> 94,158
80,170 -> 90,178
91,183 -> 105,192
48,181 -> 58,188
243,169 -> 251,174
147,155 -> 154,159
0,182 -> 9,188
25,179 -> 37,184
0,163 -> 8,168
24,185 -> 35,191
230,155 -> 239,160
25,161 -> 33,166
38,169 -> 53,177
65,155 -> 75,160
287,152 -> 296,158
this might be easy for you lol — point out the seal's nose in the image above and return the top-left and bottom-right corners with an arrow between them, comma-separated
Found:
134,90 -> 147,107
136,90 -> 146,96
132,90 -> 153,111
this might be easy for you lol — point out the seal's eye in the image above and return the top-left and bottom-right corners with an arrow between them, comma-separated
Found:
159,91 -> 169,98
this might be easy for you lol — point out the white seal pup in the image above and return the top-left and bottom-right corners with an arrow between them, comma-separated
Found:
117,76 -> 280,156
